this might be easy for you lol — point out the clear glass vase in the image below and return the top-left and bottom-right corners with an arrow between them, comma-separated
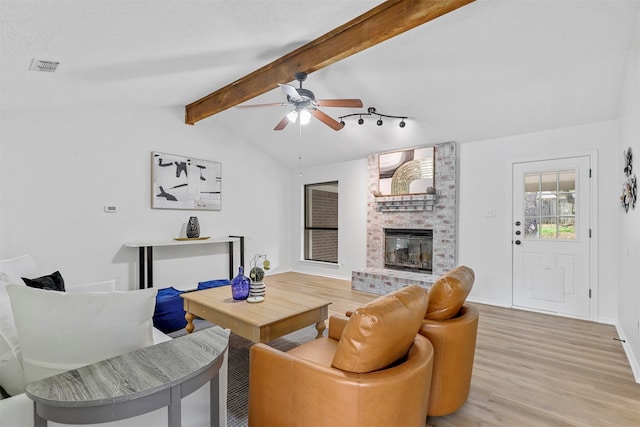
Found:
231,266 -> 250,300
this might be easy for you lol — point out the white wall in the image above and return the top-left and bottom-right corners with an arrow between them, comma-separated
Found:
287,120 -> 621,324
0,107 -> 291,290
289,158 -> 368,280
616,9 -> 640,382
458,120 -> 620,322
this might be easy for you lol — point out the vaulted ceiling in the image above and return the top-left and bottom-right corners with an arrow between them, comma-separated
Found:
2,1 -> 639,170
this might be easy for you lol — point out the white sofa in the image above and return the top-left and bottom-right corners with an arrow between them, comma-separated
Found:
0,255 -> 227,426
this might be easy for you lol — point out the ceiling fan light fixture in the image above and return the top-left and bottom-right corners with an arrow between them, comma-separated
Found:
238,73 -> 361,131
299,109 -> 311,125
287,110 -> 299,123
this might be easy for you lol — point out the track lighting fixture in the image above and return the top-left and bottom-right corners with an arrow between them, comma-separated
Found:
338,107 -> 407,128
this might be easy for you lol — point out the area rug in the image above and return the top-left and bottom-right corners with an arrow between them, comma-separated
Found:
169,319 -> 319,426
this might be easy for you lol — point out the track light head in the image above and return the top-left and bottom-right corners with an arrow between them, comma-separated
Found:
339,120 -> 345,126
399,120 -> 406,128
377,118 -> 383,126
358,117 -> 364,125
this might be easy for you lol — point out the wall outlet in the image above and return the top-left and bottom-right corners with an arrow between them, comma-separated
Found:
486,209 -> 496,217
104,206 -> 118,213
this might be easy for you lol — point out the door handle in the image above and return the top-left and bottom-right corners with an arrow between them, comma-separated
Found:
515,240 -> 522,245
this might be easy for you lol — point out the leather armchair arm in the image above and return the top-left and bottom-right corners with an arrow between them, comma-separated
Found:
327,314 -> 349,340
248,343 -> 297,426
249,342 -> 360,426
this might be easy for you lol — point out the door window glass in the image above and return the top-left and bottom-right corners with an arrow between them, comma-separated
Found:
523,170 -> 576,240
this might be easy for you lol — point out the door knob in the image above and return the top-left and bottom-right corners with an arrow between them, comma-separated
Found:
515,240 -> 522,245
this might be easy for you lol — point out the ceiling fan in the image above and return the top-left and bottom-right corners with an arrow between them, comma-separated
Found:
236,72 -> 363,131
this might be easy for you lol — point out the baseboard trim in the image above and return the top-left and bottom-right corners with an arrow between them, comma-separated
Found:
465,296 -> 511,308
615,322 -> 640,384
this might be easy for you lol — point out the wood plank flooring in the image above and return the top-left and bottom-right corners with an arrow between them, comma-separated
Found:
264,272 -> 640,427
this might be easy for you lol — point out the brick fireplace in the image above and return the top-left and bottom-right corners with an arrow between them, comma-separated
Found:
351,141 -> 457,294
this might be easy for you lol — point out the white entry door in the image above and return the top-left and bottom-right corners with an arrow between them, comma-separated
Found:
512,156 -> 592,319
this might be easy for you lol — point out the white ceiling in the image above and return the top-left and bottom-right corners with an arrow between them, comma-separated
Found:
2,0 -> 639,170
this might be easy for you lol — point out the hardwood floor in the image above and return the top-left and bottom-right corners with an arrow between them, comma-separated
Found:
264,271 -> 377,317
265,272 -> 640,427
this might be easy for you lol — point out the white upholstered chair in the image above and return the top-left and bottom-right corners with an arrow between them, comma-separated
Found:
0,254 -> 227,427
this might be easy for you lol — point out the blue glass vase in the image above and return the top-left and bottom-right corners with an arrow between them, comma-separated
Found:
231,266 -> 250,300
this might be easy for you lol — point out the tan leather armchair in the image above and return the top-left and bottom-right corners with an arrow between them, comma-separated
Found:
420,265 -> 478,416
248,285 -> 435,427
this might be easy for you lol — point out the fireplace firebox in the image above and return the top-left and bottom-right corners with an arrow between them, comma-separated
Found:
384,228 -> 433,273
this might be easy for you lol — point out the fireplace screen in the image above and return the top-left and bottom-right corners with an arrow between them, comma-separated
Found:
384,229 -> 433,272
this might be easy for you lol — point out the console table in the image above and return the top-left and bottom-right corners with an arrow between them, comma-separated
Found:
125,235 -> 244,289
25,326 -> 230,427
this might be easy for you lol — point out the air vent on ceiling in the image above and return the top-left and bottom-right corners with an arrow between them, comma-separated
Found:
29,59 -> 59,73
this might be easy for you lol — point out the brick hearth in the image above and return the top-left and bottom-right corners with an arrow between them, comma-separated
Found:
352,141 -> 457,295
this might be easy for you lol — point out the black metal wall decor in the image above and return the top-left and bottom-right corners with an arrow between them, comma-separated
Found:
620,147 -> 637,213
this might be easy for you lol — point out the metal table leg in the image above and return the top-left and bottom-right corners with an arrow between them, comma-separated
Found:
138,246 -> 154,289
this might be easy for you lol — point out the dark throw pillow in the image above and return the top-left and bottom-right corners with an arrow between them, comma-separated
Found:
22,271 -> 65,291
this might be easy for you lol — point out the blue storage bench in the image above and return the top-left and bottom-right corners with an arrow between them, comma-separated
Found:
153,280 -> 231,334
153,287 -> 187,334
197,279 -> 230,290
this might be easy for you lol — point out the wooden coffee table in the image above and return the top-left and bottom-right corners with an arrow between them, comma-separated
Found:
181,285 -> 331,343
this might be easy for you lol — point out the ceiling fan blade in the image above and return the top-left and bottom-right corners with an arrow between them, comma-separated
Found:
236,102 -> 287,109
309,109 -> 344,131
278,83 -> 303,102
274,115 -> 290,131
316,99 -> 363,108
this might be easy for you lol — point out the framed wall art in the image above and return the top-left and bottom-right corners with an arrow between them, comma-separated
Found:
151,151 -> 222,210
378,146 -> 435,195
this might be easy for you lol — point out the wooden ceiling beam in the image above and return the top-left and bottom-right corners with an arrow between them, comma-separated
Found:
185,0 -> 475,125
